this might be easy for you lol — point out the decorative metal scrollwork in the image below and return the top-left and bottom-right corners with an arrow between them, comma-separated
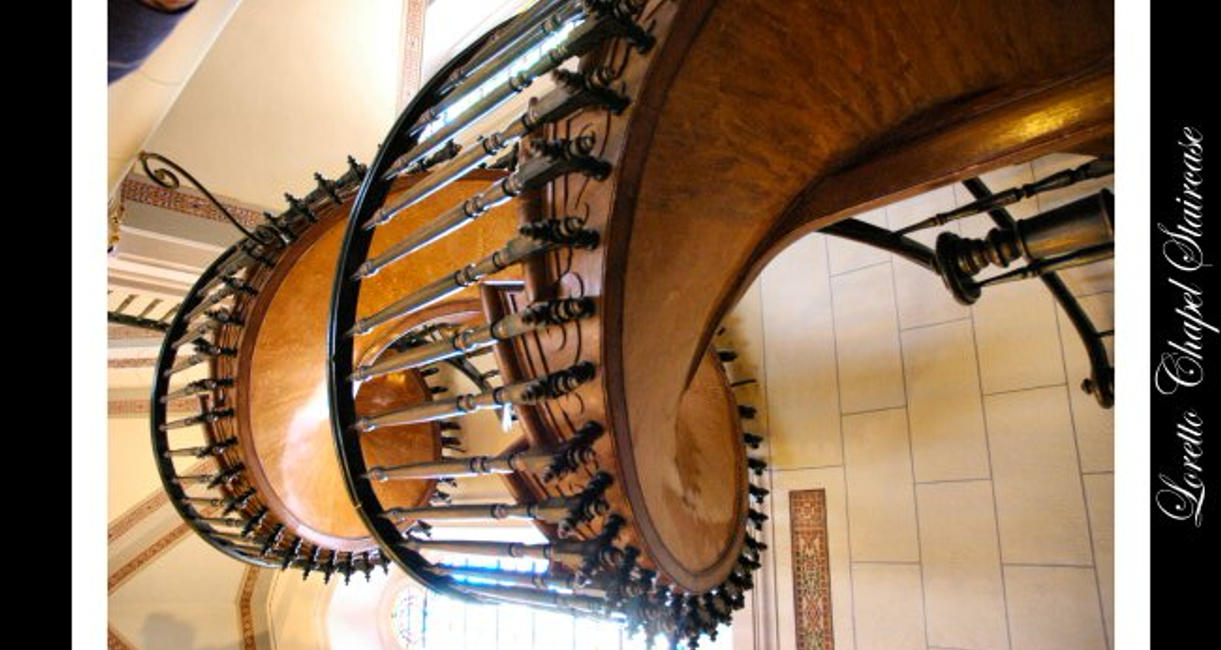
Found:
137,151 -> 258,240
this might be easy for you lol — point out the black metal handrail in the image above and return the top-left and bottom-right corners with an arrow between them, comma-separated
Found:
325,21 -> 509,604
148,155 -> 370,576
323,4 -> 765,644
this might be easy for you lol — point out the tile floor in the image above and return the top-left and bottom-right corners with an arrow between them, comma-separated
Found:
721,154 -> 1114,650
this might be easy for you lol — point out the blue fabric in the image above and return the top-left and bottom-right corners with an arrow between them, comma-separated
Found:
108,0 -> 196,84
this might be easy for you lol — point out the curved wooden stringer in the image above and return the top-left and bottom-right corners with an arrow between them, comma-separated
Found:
150,155 -> 390,577
150,0 -> 1113,647
150,159 -> 529,583
320,0 -> 1112,646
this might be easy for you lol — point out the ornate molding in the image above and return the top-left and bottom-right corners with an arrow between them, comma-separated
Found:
120,175 -> 264,229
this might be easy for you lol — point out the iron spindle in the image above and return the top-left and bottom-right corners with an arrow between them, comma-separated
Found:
174,463 -> 243,488
366,421 -> 601,481
223,489 -> 257,515
159,408 -> 235,431
163,438 -> 236,458
261,524 -> 286,557
180,496 -> 225,508
189,341 -> 236,358
160,377 -> 234,402
431,0 -> 579,103
283,538 -> 304,571
375,66 -> 629,219
747,484 -> 769,503
303,546 -> 322,580
351,295 -> 594,381
354,361 -> 595,432
241,509 -> 269,537
354,137 -> 609,280
383,0 -> 601,177
385,471 -> 610,534
220,275 -> 256,296
196,516 -> 245,528
314,172 -> 342,204
322,550 -> 339,584
896,156 -> 1114,235
163,353 -> 212,377
182,281 -> 245,324
348,227 -> 597,335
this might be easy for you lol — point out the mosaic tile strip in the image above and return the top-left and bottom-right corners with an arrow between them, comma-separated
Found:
790,488 -> 834,650
121,176 -> 263,229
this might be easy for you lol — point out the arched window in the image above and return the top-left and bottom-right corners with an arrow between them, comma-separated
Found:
416,18 -> 577,142
388,549 -> 735,649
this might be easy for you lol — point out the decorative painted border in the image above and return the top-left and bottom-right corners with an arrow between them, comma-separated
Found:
790,489 -> 834,650
237,566 -> 261,650
109,358 -> 157,369
108,458 -> 213,543
399,0 -> 427,110
121,176 -> 264,229
108,491 -> 222,594
109,397 -> 198,416
108,625 -> 136,650
109,522 -> 194,593
109,323 -> 165,340
108,490 -> 170,545
108,459 -> 217,645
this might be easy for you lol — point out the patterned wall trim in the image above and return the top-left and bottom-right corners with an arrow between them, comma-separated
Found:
790,489 -> 834,650
108,458 -> 213,543
121,175 -> 264,229
108,490 -> 221,594
109,489 -> 170,545
109,358 -> 157,369
108,523 -> 194,593
110,323 -> 166,340
109,397 -> 198,417
399,0 -> 427,110
108,625 -> 137,650
237,566 -> 261,650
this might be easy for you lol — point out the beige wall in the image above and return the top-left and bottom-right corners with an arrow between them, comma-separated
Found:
108,417 -> 164,522
143,0 -> 405,208
724,154 -> 1114,650
108,0 -> 244,195
107,3 -> 1115,645
110,535 -> 249,649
